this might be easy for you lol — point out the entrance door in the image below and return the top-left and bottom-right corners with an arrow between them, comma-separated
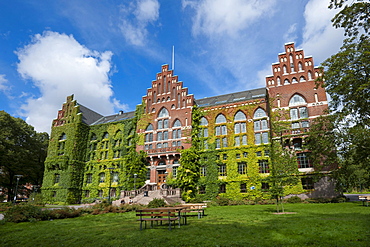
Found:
157,170 -> 167,189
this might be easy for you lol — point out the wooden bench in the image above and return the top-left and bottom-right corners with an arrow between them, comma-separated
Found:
359,196 -> 370,206
136,208 -> 182,230
181,203 -> 207,224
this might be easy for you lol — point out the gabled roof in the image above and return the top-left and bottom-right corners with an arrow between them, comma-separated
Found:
78,104 -> 104,125
90,111 -> 135,125
194,87 -> 266,107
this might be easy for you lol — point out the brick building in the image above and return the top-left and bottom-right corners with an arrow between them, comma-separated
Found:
41,43 -> 334,204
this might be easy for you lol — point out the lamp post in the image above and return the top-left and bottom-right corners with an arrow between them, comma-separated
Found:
107,168 -> 115,204
13,175 -> 23,204
134,174 -> 137,196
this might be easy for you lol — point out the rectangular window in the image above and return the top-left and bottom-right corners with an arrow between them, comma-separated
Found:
157,143 -> 162,148
163,131 -> 168,140
54,174 -> 60,184
203,128 -> 208,137
219,184 -> 226,193
172,141 -> 177,147
200,166 -> 206,176
163,142 -> 168,148
261,120 -> 268,130
261,182 -> 270,192
241,122 -> 246,133
234,136 -> 240,146
300,107 -> 308,118
301,121 -> 310,128
292,122 -> 300,129
234,123 -> 240,134
242,135 -> 247,145
301,177 -> 314,190
218,165 -> 226,176
262,132 -> 269,144
216,139 -> 220,149
258,160 -> 269,173
146,169 -> 151,180
254,121 -> 261,130
240,183 -> 247,193
255,133 -> 261,144
164,119 -> 169,128
215,126 -> 221,136
98,190 -> 103,197
112,172 -> 119,183
223,154 -> 227,160
203,140 -> 208,149
177,141 -> 181,147
178,129 -> 181,138
290,108 -> 298,120
221,125 -> 227,135
238,162 -> 247,174
297,152 -> 312,168
84,190 -> 90,197
222,137 -> 227,147
157,132 -> 163,141
86,174 -> 92,184
158,120 -> 163,129
173,167 -> 178,178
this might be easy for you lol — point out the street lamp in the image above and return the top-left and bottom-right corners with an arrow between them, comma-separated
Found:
134,174 -> 137,196
13,175 -> 23,204
107,168 -> 115,204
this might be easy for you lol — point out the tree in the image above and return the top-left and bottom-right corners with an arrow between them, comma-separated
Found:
313,0 -> 370,192
176,147 -> 200,202
0,111 -> 49,201
122,148 -> 147,191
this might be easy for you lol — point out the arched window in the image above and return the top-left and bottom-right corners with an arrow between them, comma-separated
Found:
254,108 -> 267,118
298,62 -> 303,71
99,173 -> 105,183
289,94 -> 306,106
173,119 -> 181,127
234,111 -> 246,121
283,65 -> 287,74
102,132 -> 109,139
200,117 -> 208,126
308,71 -> 312,80
215,114 -> 226,124
158,108 -> 169,118
146,124 -> 153,131
277,77 -> 281,86
284,79 -> 290,85
300,76 -> 306,82
292,77 -> 298,83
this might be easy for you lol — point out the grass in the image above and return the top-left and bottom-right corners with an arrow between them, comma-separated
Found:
1,202 -> 369,247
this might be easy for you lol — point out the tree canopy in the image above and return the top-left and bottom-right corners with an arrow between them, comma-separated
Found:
0,111 -> 49,201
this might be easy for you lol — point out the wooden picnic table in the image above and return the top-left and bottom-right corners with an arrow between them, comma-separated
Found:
359,195 -> 370,206
136,207 -> 186,230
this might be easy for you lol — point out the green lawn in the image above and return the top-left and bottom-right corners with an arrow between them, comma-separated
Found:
1,202 -> 369,247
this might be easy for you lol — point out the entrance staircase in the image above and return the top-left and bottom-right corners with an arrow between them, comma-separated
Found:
113,184 -> 185,206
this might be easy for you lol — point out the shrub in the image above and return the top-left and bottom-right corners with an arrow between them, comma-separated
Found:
4,204 -> 43,223
214,196 -> 230,206
48,208 -> 80,219
147,198 -> 166,208
286,196 -> 302,204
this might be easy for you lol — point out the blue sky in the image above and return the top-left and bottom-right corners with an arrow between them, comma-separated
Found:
0,0 -> 344,133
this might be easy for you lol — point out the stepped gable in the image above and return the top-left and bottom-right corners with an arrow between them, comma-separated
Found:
195,87 -> 267,107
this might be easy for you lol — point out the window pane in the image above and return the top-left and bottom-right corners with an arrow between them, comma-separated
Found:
242,135 -> 247,145
290,108 -> 298,120
200,117 -> 208,126
215,126 -> 221,136
262,132 -> 269,144
234,111 -> 246,121
234,123 -> 240,134
254,121 -> 261,131
203,128 -> 208,137
300,107 -> 308,118
261,120 -> 268,130
254,108 -> 267,118
255,133 -> 261,144
164,131 -> 168,140
292,122 -> 300,129
158,120 -> 163,129
173,119 -> 181,127
164,119 -> 169,128
221,125 -> 227,135
241,122 -> 246,133
157,132 -> 162,141
216,139 -> 220,148
235,136 -> 240,146
302,121 -> 310,128
159,108 -> 169,117
216,114 -> 226,124
223,137 -> 227,147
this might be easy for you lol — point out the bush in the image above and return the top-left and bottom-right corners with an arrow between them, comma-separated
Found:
147,198 -> 166,208
286,196 -> 302,204
0,202 -> 13,212
4,204 -> 43,223
48,208 -> 81,219
214,196 -> 230,206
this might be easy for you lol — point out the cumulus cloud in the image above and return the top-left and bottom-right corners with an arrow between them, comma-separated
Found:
16,31 -> 127,133
283,23 -> 298,44
186,0 -> 276,37
301,0 -> 344,64
119,0 -> 160,46
0,74 -> 10,92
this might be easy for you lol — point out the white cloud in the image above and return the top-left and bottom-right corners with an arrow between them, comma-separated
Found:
300,0 -> 344,64
119,0 -> 160,46
0,74 -> 10,92
187,0 -> 276,37
283,23 -> 298,44
16,31 -> 127,133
